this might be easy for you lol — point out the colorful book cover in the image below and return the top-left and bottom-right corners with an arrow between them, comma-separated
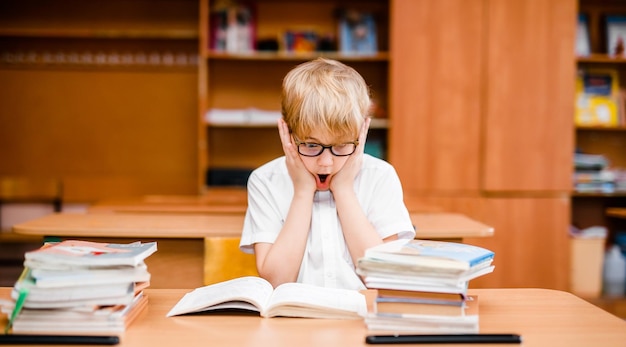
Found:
24,240 -> 157,268
338,10 -> 377,55
575,69 -> 620,127
363,239 -> 494,271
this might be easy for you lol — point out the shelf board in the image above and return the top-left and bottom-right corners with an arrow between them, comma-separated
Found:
207,118 -> 389,129
576,126 -> 626,131
572,191 -> 626,197
577,54 -> 626,64
206,51 -> 389,62
0,28 -> 198,40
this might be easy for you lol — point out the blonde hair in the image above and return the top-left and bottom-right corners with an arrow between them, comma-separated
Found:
281,57 -> 371,141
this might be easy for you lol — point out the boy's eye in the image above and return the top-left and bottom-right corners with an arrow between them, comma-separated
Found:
304,143 -> 322,149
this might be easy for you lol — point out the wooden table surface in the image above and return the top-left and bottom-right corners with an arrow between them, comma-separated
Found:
13,212 -> 493,240
1,287 -> 625,347
11,212 -> 493,289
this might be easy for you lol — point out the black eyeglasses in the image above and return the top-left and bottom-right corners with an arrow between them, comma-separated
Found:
294,140 -> 359,157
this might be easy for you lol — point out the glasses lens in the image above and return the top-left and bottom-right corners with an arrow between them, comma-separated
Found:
298,143 -> 323,156
331,143 -> 356,156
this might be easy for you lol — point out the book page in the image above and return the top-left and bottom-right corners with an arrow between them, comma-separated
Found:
166,277 -> 273,317
264,282 -> 366,319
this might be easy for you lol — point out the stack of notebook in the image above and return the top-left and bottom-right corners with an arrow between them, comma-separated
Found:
357,239 -> 494,334
2,240 -> 157,334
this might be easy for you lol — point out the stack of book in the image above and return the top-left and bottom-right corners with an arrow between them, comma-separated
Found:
573,152 -> 620,193
356,239 -> 495,334
2,240 -> 157,335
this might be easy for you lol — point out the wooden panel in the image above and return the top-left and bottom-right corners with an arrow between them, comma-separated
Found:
483,0 -> 576,192
389,0 -> 483,194
0,0 -> 198,36
465,197 -> 571,290
405,195 -> 570,290
0,68 -> 198,202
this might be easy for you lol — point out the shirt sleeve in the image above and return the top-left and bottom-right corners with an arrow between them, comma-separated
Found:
239,168 -> 287,254
360,160 -> 416,240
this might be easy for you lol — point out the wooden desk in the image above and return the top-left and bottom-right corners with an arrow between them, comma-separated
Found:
12,213 -> 245,289
12,212 -> 493,289
410,213 -> 494,240
88,192 -> 443,216
1,288 -> 625,347
88,190 -> 248,215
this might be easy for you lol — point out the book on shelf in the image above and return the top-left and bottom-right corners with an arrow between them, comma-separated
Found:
338,9 -> 378,55
574,152 -> 609,172
606,15 -> 626,57
209,2 -> 256,53
166,276 -> 366,319
24,240 -> 157,268
205,108 -> 282,125
575,69 -> 621,127
283,30 -> 319,53
576,13 -> 591,57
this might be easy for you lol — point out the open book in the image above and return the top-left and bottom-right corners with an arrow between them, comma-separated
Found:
166,276 -> 366,319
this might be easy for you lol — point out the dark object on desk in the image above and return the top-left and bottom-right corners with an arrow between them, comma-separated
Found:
0,334 -> 119,345
365,334 -> 522,344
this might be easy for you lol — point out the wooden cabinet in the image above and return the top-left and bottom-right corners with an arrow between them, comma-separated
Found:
0,0 -> 200,202
197,0 -> 391,191
390,0 -> 576,290
389,0 -> 483,193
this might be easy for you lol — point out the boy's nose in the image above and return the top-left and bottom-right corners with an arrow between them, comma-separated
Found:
316,148 -> 334,165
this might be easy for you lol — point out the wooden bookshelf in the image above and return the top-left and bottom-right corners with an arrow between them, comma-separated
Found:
197,0 -> 391,191
573,0 -> 626,317
0,0 -> 200,202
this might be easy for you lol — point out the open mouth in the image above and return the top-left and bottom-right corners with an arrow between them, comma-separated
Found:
318,174 -> 329,183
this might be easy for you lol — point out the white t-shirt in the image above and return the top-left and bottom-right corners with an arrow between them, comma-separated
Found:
239,154 -> 415,290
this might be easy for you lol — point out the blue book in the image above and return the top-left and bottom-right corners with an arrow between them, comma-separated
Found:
363,239 -> 494,272
338,12 -> 377,54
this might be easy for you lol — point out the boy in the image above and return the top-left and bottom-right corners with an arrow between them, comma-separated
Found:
240,58 -> 415,290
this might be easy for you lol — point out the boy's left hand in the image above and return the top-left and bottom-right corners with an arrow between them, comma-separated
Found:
330,117 -> 371,194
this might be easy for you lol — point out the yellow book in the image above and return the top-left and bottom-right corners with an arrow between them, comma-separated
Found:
575,69 -> 620,127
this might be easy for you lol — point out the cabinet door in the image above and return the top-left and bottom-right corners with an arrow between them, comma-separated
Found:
389,0 -> 484,194
465,197 -> 571,291
483,0 -> 576,192
409,196 -> 570,290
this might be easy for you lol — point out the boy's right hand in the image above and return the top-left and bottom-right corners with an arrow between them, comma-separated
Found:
278,118 -> 316,196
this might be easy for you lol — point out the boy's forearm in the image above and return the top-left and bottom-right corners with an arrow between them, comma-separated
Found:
257,193 -> 313,287
333,189 -> 385,265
